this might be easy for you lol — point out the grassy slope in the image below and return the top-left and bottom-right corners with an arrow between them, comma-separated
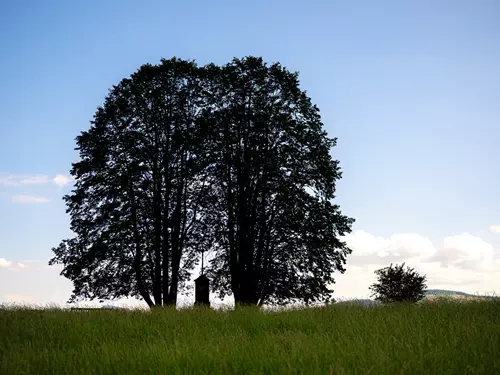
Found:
1,299 -> 499,375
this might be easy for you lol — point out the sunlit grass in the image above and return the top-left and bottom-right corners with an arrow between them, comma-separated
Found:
1,298 -> 499,374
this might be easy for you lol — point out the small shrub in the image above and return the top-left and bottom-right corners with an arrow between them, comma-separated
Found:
369,262 -> 427,304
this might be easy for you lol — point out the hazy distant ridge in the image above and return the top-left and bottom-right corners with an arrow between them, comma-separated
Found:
425,289 -> 499,298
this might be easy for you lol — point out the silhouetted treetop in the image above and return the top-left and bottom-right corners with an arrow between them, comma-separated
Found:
50,56 -> 354,308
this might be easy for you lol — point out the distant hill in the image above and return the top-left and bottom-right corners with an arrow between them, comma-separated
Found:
425,289 -> 471,296
100,305 -> 125,310
425,289 -> 499,299
335,290 -> 499,307
335,299 -> 380,306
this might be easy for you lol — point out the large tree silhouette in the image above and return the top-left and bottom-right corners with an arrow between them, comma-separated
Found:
49,58 -> 212,307
201,57 -> 354,307
50,56 -> 354,308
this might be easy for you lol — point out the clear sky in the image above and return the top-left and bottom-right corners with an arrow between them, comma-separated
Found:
1,0 -> 499,307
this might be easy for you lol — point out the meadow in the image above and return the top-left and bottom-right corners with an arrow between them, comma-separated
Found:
1,298 -> 499,375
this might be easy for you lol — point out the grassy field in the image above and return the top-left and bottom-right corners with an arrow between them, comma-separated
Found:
1,298 -> 499,375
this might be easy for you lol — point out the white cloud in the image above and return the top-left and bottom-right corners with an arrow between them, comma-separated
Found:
333,230 -> 500,299
20,175 -> 50,184
52,174 -> 72,186
489,225 -> 500,233
388,233 -> 436,258
441,233 -> 494,269
4,294 -> 33,303
10,195 -> 50,203
0,258 -> 12,268
0,173 -> 71,187
0,258 -> 26,271
340,230 -> 388,257
341,230 -> 436,266
0,174 -> 46,186
0,263 -> 77,307
0,175 -> 19,186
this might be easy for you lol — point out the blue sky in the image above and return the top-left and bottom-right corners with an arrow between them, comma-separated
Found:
0,0 -> 499,307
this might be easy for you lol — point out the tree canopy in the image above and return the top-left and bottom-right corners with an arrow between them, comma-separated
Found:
369,263 -> 427,304
49,56 -> 354,308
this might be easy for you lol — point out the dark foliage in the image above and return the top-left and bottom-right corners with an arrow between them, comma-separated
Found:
49,56 -> 354,308
49,58 -> 212,307
369,263 -> 427,303
199,57 -> 354,307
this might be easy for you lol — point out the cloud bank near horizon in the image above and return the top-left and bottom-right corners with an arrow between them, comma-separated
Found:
0,173 -> 72,187
0,230 -> 498,307
1,173 -> 72,204
333,230 -> 500,299
489,225 -> 500,233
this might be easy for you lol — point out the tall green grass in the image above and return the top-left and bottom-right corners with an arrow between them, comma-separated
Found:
1,298 -> 499,374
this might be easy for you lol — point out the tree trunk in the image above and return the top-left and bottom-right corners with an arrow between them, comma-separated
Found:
128,177 -> 154,308
162,139 -> 172,306
153,159 -> 163,306
166,180 -> 183,306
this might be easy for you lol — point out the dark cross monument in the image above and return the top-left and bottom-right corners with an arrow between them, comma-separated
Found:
194,274 -> 210,307
194,248 -> 210,308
